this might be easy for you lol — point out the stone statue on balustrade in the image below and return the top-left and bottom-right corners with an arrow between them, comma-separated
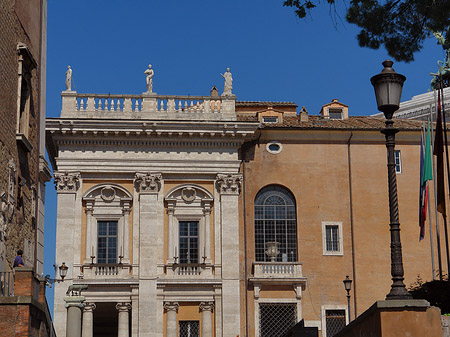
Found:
431,28 -> 450,90
220,68 -> 233,96
65,66 -> 72,91
144,64 -> 154,93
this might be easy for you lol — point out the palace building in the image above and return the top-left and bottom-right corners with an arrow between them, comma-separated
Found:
46,70 -> 440,337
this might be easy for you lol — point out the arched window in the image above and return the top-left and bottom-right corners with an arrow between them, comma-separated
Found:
255,185 -> 297,262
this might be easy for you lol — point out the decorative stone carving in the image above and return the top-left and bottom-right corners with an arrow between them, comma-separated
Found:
181,187 -> 196,203
199,301 -> 214,312
54,172 -> 80,192
65,65 -> 72,91
144,64 -> 154,93
164,302 -> 179,312
134,172 -> 162,193
100,186 -> 116,202
220,68 -> 233,96
83,302 -> 96,312
116,302 -> 132,312
216,173 -> 242,194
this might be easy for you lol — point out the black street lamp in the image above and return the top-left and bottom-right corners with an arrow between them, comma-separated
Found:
370,60 -> 412,300
343,275 -> 352,322
44,262 -> 69,286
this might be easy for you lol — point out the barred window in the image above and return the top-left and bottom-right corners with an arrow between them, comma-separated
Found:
325,310 -> 346,337
179,221 -> 199,264
259,303 -> 297,337
326,225 -> 339,252
179,321 -> 199,337
255,186 -> 297,262
97,221 -> 118,263
328,108 -> 343,120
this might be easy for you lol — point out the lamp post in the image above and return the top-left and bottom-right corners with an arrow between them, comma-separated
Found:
370,60 -> 412,300
343,275 -> 352,322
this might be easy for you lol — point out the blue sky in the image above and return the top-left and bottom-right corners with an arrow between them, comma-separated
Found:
43,0 -> 446,311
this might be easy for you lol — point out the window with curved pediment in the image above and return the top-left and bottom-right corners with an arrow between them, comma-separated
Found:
165,184 -> 213,265
82,184 -> 132,265
255,185 -> 297,262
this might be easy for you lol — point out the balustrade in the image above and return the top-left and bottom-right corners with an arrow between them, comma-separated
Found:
164,263 -> 214,278
0,272 -> 14,296
253,262 -> 303,279
77,263 -> 132,279
62,92 -> 234,119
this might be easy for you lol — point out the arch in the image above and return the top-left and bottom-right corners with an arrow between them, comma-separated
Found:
254,185 -> 297,262
165,183 -> 213,200
83,183 -> 133,200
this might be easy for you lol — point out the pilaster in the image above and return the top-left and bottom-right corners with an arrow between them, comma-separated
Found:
54,171 -> 80,337
135,172 -> 162,337
216,173 -> 242,337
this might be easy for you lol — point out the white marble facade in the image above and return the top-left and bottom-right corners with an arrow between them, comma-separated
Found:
48,83 -> 259,336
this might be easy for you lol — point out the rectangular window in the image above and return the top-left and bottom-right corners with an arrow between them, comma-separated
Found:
325,310 -> 346,337
259,303 -> 297,337
326,225 -> 339,252
263,116 -> 278,123
97,221 -> 118,264
328,108 -> 343,120
395,150 -> 401,173
179,321 -> 199,337
179,221 -> 199,263
322,221 -> 343,255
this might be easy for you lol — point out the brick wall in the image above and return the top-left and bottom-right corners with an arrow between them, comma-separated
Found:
0,268 -> 54,337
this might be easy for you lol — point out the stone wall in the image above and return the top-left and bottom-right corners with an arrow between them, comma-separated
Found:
0,0 -> 43,272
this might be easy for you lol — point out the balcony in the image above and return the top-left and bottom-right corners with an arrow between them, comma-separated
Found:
162,263 -> 214,279
76,264 -> 133,280
249,262 -> 307,286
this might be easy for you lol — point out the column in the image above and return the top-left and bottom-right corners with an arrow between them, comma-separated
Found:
65,295 -> 85,337
84,200 -> 94,264
164,302 -> 179,337
135,172 -> 161,337
167,201 -> 175,263
82,302 -> 96,337
200,302 -> 214,337
202,201 -> 212,263
216,173 -> 242,337
116,302 -> 132,337
54,172 -> 80,337
122,202 -> 131,262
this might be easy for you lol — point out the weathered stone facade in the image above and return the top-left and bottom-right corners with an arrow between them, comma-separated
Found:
0,0 -> 50,275
0,0 -> 53,336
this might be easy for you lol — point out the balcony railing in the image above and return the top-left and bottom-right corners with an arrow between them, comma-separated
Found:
77,264 -> 132,279
0,272 -> 14,296
61,92 -> 236,120
252,262 -> 304,280
163,263 -> 214,278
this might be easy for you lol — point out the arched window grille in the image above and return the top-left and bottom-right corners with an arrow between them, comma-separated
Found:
254,185 -> 297,262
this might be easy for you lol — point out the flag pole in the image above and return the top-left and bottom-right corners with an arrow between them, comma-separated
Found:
431,87 -> 444,280
423,121 -> 436,279
439,75 -> 450,275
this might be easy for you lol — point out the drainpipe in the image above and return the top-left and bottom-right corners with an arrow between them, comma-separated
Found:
347,131 -> 357,318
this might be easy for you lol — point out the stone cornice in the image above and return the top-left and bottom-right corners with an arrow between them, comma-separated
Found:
46,118 -> 259,139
